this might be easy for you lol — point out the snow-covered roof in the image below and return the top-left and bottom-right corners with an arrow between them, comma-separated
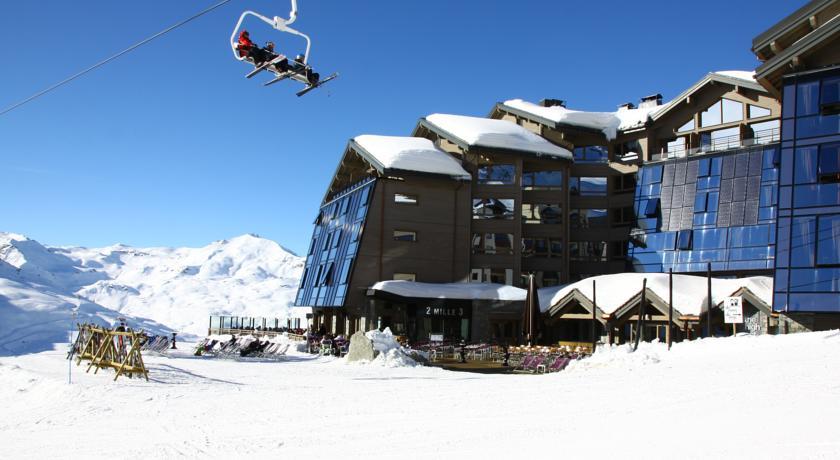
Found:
501,99 -> 661,140
713,70 -> 757,82
421,113 -> 573,160
370,280 -> 527,301
351,135 -> 471,180
541,273 -> 773,316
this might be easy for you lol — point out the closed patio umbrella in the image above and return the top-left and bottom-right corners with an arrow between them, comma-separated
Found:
523,274 -> 540,346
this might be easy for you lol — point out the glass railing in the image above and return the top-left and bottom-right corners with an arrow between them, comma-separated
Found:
652,127 -> 780,161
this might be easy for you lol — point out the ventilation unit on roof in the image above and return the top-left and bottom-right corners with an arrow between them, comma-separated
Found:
639,94 -> 663,108
618,102 -> 636,110
539,98 -> 566,108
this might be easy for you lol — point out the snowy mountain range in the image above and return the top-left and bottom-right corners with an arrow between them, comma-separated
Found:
0,232 -> 304,355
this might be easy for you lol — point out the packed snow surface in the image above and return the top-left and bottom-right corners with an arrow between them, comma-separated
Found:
424,113 -> 573,159
502,99 -> 661,140
1,331 -> 838,458
358,327 -> 420,367
352,135 -> 471,180
371,280 -> 527,301
0,232 -> 305,350
542,273 -> 773,315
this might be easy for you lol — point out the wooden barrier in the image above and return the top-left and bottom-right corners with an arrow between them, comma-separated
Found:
73,323 -> 149,381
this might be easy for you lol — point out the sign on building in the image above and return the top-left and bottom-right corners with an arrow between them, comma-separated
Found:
724,297 -> 744,324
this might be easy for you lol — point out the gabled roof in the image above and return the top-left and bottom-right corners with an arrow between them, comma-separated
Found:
416,113 -> 573,160
650,71 -> 767,122
752,0 -> 839,60
496,99 -> 661,140
349,135 -> 471,181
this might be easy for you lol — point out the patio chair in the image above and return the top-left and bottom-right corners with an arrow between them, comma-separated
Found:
515,354 -> 536,371
548,356 -> 571,372
528,354 -> 546,373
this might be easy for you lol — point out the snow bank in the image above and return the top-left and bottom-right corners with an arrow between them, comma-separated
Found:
370,280 -> 526,301
424,113 -> 573,160
352,135 -> 471,180
502,99 -> 661,140
542,272 -> 773,315
362,328 -> 419,367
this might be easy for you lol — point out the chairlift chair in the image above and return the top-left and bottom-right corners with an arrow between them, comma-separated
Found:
230,0 -> 337,96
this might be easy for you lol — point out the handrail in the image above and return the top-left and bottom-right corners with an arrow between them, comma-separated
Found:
653,127 -> 780,161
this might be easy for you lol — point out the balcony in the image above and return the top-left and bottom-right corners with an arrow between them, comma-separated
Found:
651,127 -> 780,161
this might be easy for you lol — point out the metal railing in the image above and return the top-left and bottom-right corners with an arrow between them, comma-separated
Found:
652,127 -> 780,161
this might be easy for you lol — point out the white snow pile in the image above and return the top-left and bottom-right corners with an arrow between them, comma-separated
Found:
502,99 -> 662,140
370,280 -> 526,301
362,327 -> 420,367
352,135 -> 471,180
0,232 -> 305,352
713,70 -> 757,82
542,272 -> 772,316
424,113 -> 573,160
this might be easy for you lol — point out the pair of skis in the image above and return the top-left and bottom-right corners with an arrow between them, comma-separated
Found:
245,55 -> 337,96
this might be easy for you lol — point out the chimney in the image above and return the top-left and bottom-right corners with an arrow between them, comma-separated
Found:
639,93 -> 663,109
617,102 -> 636,110
539,98 -> 566,108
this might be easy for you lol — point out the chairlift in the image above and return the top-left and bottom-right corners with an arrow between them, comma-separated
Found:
230,0 -> 337,96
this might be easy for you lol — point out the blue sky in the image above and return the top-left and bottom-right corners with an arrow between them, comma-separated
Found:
0,0 -> 797,254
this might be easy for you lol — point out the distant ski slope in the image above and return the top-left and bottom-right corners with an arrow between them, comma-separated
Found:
0,233 -> 304,355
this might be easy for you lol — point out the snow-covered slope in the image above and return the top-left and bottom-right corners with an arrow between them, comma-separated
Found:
0,232 -> 305,353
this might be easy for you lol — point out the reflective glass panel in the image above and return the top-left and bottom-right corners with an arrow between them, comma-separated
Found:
478,164 -> 515,184
790,216 -> 816,267
794,146 -> 818,184
721,98 -> 742,123
749,105 -> 771,118
817,214 -> 840,266
796,80 -> 820,116
472,198 -> 515,220
701,100 -> 722,127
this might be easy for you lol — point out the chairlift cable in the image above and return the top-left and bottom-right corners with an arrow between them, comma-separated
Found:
0,0 -> 235,118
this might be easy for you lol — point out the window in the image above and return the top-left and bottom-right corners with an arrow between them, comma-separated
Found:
393,273 -> 416,281
702,127 -> 740,151
522,203 -> 562,224
522,170 -> 563,190
573,145 -> 609,162
797,80 -> 820,116
570,209 -> 608,228
791,217 -> 816,267
642,166 -> 663,185
677,118 -> 695,132
822,76 -> 840,114
394,193 -> 417,204
644,198 -> 659,217
614,174 -> 636,193
750,120 -> 780,144
318,262 -> 334,286
701,101 -> 722,127
677,230 -> 693,250
748,105 -> 772,118
667,137 -> 686,156
522,237 -> 549,258
478,164 -> 515,185
473,268 -> 513,285
393,230 -> 417,242
472,233 -> 514,255
472,198 -> 515,220
569,241 -> 607,261
570,177 -> 607,196
722,98 -> 743,123
613,206 -> 635,225
694,192 -> 718,213
818,143 -> 840,183
817,215 -> 840,266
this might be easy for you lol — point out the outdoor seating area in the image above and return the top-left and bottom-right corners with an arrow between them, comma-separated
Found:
207,315 -> 306,338
413,340 -> 587,374
305,334 -> 349,357
194,335 -> 291,359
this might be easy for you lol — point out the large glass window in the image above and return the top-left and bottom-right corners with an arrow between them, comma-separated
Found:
478,164 -> 515,185
570,177 -> 607,196
522,170 -> 563,190
790,217 -> 816,267
522,203 -> 562,224
472,233 -> 514,255
570,208 -> 607,228
794,146 -> 818,184
701,100 -> 722,127
796,80 -> 820,116
569,241 -> 607,261
677,118 -> 695,132
823,76 -> 840,108
817,214 -> 840,266
393,230 -> 417,242
472,198 -> 515,220
818,143 -> 840,183
573,145 -> 609,162
722,98 -> 743,124
750,120 -> 780,144
748,105 -> 771,118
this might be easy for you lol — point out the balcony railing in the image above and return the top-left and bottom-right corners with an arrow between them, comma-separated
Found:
652,127 -> 780,161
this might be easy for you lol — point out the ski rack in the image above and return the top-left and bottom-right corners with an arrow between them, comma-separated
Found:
72,323 -> 149,382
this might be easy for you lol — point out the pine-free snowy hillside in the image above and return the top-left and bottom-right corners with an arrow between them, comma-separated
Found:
0,233 -> 305,352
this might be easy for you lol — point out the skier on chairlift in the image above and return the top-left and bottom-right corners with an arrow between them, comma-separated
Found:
237,30 -> 268,67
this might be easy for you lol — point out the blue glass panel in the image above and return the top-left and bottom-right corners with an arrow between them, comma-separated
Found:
727,260 -> 769,271
776,217 -> 791,268
794,146 -> 818,184
790,216 -> 816,267
788,293 -> 840,312
823,75 -> 840,105
759,186 -> 777,207
818,143 -> 840,176
789,268 -> 840,292
817,214 -> 840,265
793,183 -> 840,208
774,269 -> 789,292
644,165 -> 664,185
758,207 -> 777,222
697,158 -> 710,177
780,148 -> 793,185
796,114 -> 840,139
478,164 -> 515,184
782,83 -> 796,119
707,192 -> 719,212
773,293 -> 788,312
729,246 -> 773,261
693,212 -> 717,227
677,230 -> 693,250
693,228 -> 728,249
761,168 -> 779,182
728,224 -> 771,247
694,192 -> 708,212
779,186 -> 792,209
644,198 -> 659,217
711,157 -> 723,176
696,176 -> 721,190
796,80 -> 819,116
647,232 -> 677,251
